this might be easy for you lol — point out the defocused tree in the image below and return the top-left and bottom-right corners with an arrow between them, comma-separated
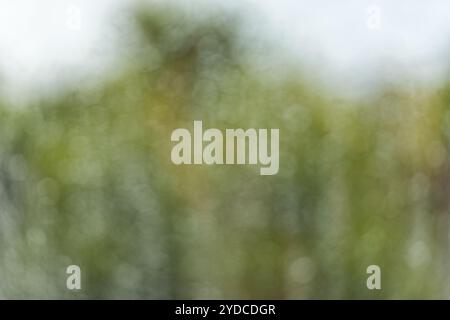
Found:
0,4 -> 449,299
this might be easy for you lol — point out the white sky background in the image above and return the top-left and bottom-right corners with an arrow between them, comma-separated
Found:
0,0 -> 449,103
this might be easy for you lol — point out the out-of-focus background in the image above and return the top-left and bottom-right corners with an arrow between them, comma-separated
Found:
0,0 -> 449,298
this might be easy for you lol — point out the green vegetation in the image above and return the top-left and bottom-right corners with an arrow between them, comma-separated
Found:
0,5 -> 449,298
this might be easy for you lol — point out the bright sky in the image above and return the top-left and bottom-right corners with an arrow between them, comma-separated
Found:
0,0 -> 449,102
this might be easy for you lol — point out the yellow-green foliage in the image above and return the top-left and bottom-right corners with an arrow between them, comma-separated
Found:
0,6 -> 449,298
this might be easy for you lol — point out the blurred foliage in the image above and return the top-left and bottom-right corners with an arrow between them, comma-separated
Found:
0,4 -> 450,299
